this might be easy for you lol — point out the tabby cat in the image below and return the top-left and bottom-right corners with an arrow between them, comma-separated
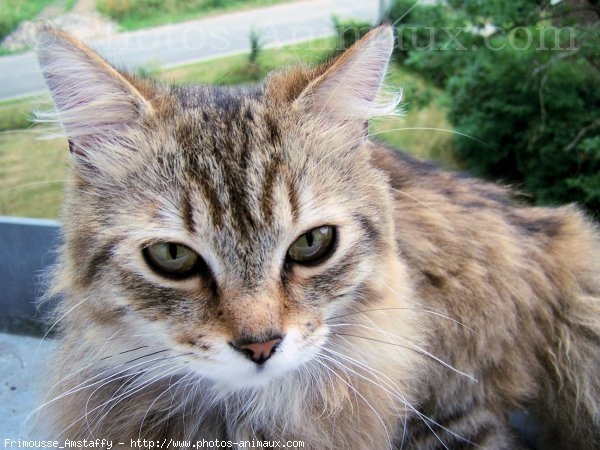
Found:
34,25 -> 600,449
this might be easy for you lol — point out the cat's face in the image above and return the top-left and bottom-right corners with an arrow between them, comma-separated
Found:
38,26 -> 401,390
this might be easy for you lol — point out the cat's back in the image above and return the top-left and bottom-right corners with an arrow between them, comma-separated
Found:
370,142 -> 599,290
371,142 -> 600,449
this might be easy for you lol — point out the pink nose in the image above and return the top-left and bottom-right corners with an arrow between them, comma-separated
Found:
232,337 -> 282,364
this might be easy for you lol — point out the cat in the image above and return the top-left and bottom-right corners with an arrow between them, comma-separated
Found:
33,25 -> 600,449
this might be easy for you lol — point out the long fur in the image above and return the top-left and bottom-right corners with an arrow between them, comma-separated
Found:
33,26 -> 600,450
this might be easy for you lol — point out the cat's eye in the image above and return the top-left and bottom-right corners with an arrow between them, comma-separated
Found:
143,243 -> 200,278
287,226 -> 336,265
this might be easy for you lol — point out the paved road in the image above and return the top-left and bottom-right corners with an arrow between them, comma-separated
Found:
0,0 -> 380,101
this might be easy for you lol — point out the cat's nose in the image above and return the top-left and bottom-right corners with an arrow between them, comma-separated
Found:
231,335 -> 283,364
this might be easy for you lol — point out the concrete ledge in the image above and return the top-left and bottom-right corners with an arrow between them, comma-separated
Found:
0,216 -> 61,336
0,331 -> 56,439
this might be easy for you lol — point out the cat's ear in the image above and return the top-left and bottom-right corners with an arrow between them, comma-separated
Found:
36,28 -> 154,156
295,25 -> 396,134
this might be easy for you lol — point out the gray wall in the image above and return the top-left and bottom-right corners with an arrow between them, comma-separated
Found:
0,216 -> 61,335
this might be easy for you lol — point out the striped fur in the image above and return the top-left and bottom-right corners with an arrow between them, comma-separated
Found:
34,26 -> 600,449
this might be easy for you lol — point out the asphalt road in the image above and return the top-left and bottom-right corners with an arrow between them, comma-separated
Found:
0,0 -> 381,101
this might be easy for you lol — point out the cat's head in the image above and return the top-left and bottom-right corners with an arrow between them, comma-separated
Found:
38,26 -> 410,390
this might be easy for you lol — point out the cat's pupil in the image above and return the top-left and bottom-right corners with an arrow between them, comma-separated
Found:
143,242 -> 200,278
306,231 -> 314,247
287,226 -> 335,264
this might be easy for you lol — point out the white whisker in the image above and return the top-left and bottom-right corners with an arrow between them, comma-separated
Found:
324,341 -> 474,448
32,349 -> 173,416
331,327 -> 477,383
367,127 -> 486,146
314,358 -> 394,450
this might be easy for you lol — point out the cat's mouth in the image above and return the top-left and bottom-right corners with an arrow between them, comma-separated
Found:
181,327 -> 326,390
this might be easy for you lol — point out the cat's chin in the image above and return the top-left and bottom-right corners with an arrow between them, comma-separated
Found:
187,328 -> 324,392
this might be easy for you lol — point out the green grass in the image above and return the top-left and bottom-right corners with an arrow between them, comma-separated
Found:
0,0 -> 76,41
0,130 -> 69,219
0,0 -> 54,40
0,39 -> 453,219
0,96 -> 50,132
97,0 -> 295,31
370,63 -> 458,170
158,37 -> 336,85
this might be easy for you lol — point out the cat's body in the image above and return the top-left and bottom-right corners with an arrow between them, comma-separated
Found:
35,27 -> 600,449
376,146 -> 600,449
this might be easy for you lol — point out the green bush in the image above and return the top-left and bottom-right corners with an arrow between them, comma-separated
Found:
324,2 -> 600,216
388,0 -> 483,86
0,0 -> 57,41
332,16 -> 373,51
97,0 -> 207,21
448,35 -> 600,214
97,0 -> 287,28
384,0 -> 600,217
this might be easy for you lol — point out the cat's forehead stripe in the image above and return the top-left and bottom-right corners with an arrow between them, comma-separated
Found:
167,90 -> 298,284
260,153 -> 283,222
194,169 -> 225,229
180,189 -> 196,235
175,88 -> 288,239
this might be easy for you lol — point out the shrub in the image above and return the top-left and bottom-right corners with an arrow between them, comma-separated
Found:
384,0 -> 600,217
444,6 -> 600,216
332,16 -> 373,51
248,26 -> 264,65
97,0 -> 227,22
0,0 -> 57,41
387,0 -> 482,86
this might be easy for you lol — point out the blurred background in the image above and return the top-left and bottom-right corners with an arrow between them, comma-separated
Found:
0,0 -> 598,442
0,0 -> 599,220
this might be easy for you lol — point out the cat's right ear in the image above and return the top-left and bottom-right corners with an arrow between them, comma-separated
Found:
292,25 -> 397,139
36,28 -> 154,157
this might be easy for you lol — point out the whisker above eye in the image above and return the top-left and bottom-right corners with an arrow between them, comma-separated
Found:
389,187 -> 438,211
366,127 -> 488,146
0,179 -> 67,194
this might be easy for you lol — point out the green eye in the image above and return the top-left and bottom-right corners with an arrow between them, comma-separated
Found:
287,226 -> 336,264
143,243 -> 199,278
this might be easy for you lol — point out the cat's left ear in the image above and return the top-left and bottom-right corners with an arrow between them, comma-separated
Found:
295,25 -> 396,136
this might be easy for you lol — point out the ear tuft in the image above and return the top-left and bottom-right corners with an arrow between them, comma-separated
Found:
296,25 -> 399,125
36,27 -> 154,154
